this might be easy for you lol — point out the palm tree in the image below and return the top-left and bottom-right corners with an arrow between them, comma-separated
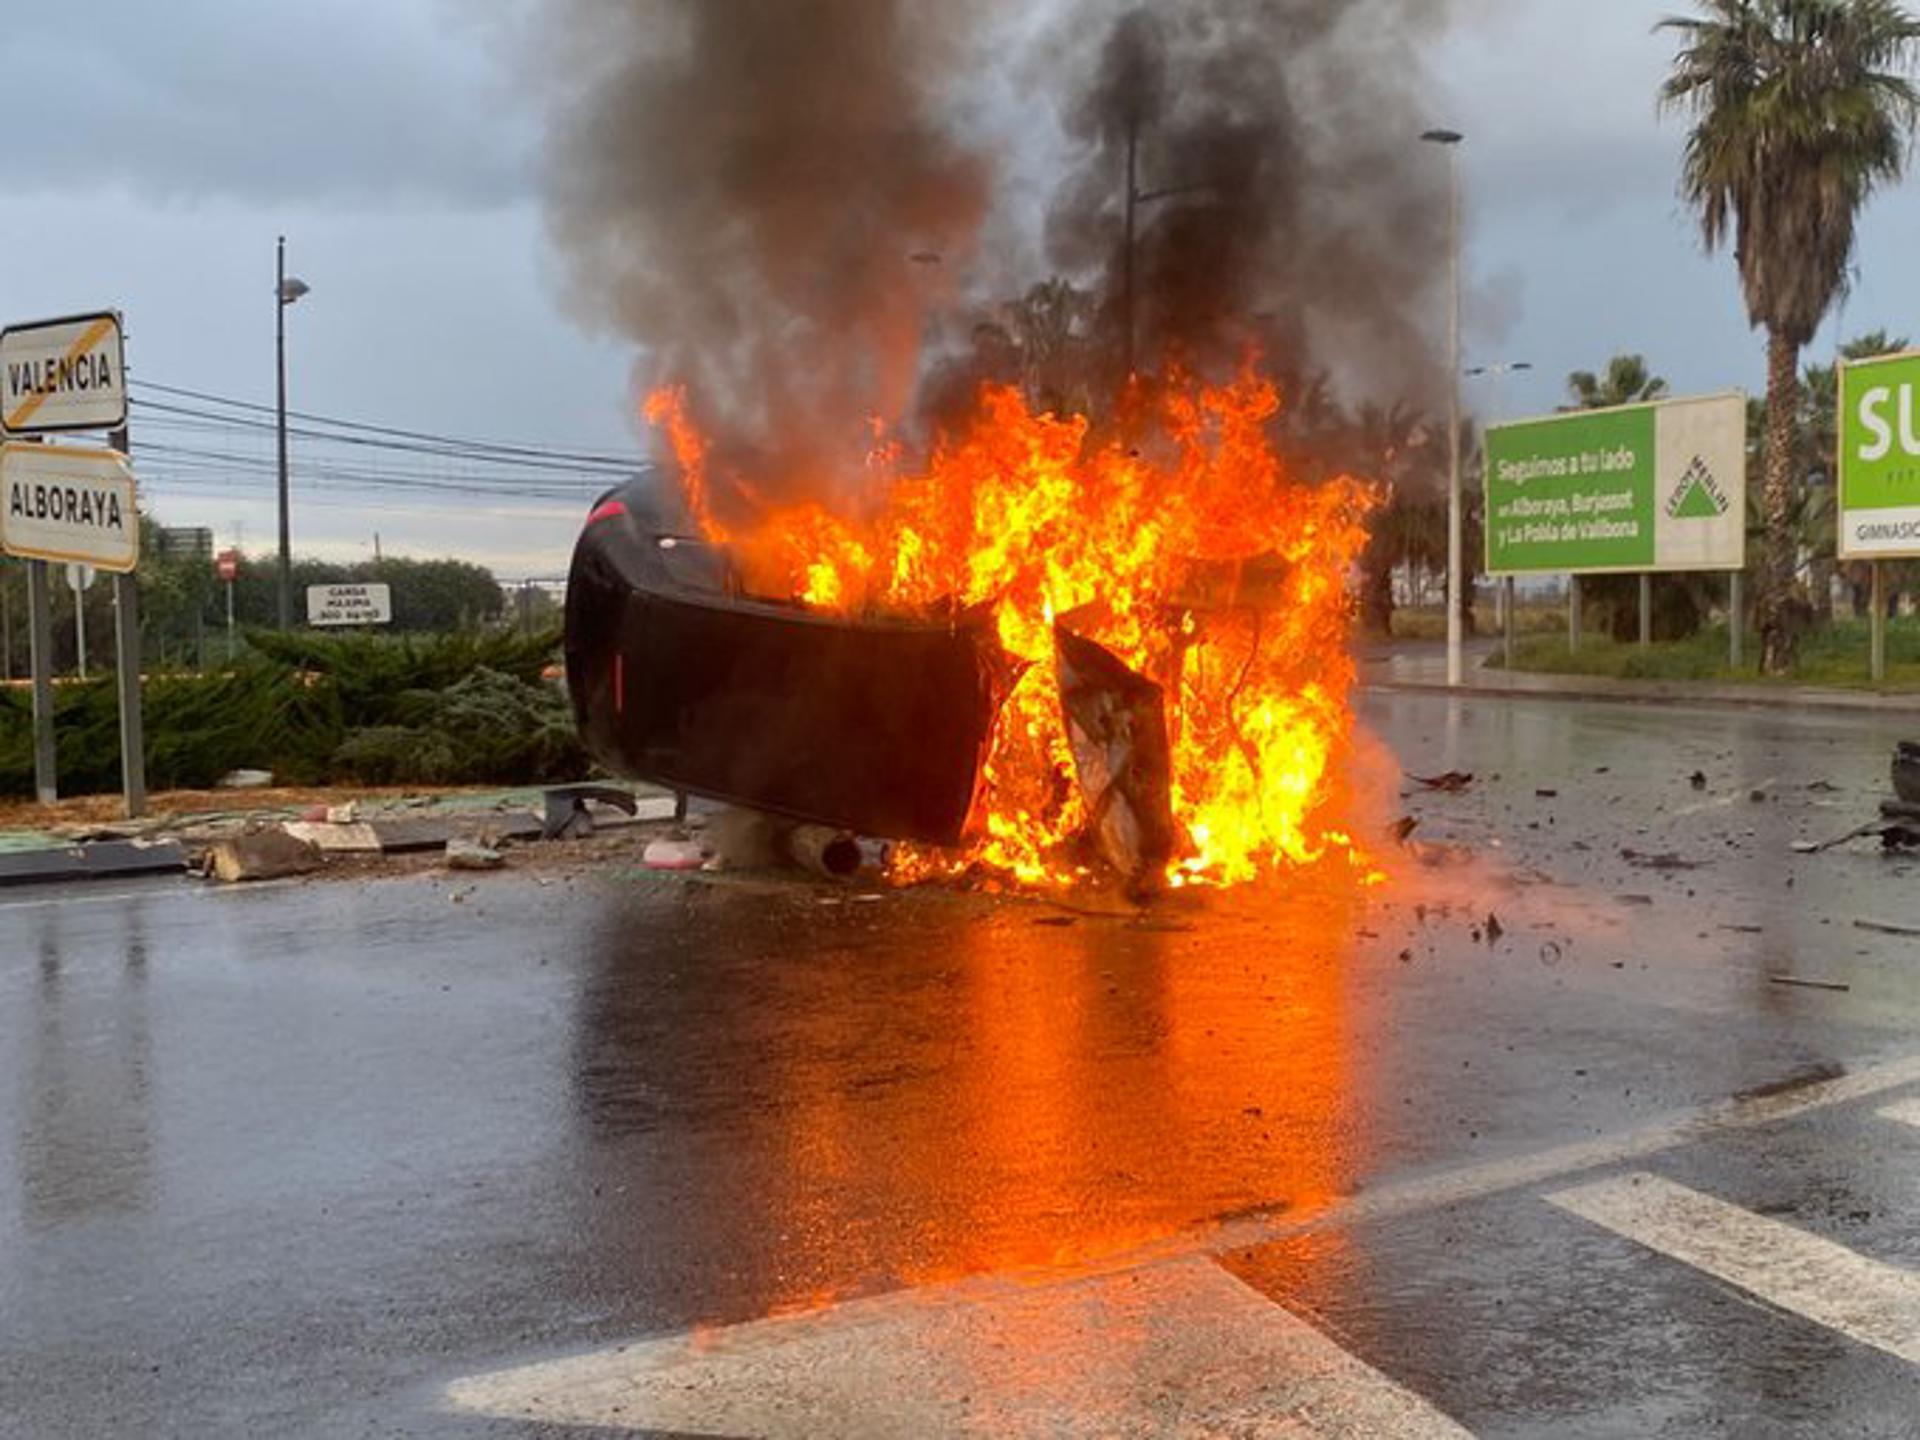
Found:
1565,355 -> 1670,411
1661,0 -> 1920,672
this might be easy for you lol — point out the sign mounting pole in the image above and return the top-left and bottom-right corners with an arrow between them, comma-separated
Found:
108,419 -> 145,817
26,558 -> 55,804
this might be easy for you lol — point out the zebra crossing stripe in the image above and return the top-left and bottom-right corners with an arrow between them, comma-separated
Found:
1876,1095 -> 1920,1129
1547,1172 -> 1920,1366
445,1255 -> 1474,1437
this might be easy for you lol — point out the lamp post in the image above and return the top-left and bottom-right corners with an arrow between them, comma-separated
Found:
1465,360 -> 1532,423
1422,128 -> 1465,687
275,236 -> 311,629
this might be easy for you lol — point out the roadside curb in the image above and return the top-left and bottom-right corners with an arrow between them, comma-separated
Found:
0,786 -> 681,891
1362,676 -> 1920,717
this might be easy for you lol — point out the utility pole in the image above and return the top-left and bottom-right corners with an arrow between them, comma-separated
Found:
1122,114 -> 1138,382
1422,128 -> 1467,687
275,237 -> 311,628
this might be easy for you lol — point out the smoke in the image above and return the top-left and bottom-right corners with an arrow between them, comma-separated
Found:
535,0 -> 993,516
527,0 -> 1475,511
1044,0 -> 1465,406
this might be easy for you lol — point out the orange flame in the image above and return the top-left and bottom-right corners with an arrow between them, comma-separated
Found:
647,366 -> 1376,889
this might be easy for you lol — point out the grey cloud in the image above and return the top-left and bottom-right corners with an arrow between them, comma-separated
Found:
0,1 -> 530,207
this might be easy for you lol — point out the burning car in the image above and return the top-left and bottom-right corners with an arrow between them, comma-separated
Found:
570,370 -> 1372,892
564,479 -> 1011,847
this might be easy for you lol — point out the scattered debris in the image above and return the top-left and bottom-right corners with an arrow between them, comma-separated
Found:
778,824 -> 863,880
1616,894 -> 1655,906
1769,975 -> 1851,993
217,768 -> 275,790
1895,742 -> 1920,805
1621,848 -> 1705,871
1689,771 -> 1707,791
282,820 -> 383,854
1748,788 -> 1769,804
1854,919 -> 1920,938
542,782 -> 640,841
1486,913 -> 1504,945
1409,770 -> 1474,793
642,838 -> 708,871
206,828 -> 321,883
1807,780 -> 1840,794
1534,788 -> 1558,799
446,838 -> 505,872
1392,816 -> 1420,844
1720,923 -> 1765,935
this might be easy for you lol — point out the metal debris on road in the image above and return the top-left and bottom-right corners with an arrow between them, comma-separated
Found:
1768,975 -> 1852,993
1409,771 -> 1474,793
1853,919 -> 1920,938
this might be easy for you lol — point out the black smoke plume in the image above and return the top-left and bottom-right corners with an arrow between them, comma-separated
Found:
536,0 -> 990,517
1046,0 -> 1462,404
529,0 -> 1472,512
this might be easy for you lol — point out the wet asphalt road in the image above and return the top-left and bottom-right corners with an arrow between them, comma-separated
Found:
9,690 -> 1920,1435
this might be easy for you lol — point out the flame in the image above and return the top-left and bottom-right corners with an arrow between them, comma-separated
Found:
647,365 -> 1376,889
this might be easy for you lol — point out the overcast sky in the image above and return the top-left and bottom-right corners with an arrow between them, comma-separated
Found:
3,0 -> 1917,576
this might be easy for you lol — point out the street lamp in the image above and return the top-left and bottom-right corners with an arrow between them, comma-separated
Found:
276,236 -> 311,629
1421,128 -> 1465,686
1466,361 -> 1533,423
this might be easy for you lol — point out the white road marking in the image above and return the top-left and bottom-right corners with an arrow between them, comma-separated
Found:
1547,1172 -> 1920,1366
1878,1096 -> 1920,1129
448,1062 -> 1920,1433
446,1255 -> 1473,1438
1202,1055 -> 1920,1261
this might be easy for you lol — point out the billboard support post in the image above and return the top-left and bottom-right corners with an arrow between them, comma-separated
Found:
26,560 -> 55,804
1502,576 -> 1515,668
1872,561 -> 1887,685
1639,574 -> 1652,648
1730,571 -> 1744,669
1569,576 -> 1582,654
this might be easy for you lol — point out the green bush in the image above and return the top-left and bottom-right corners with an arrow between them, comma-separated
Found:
0,630 -> 586,799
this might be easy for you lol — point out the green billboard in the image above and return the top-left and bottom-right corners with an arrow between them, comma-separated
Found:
1838,350 -> 1920,559
1485,393 -> 1747,577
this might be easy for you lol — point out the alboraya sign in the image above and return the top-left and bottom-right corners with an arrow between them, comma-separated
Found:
0,312 -> 127,435
0,442 -> 139,572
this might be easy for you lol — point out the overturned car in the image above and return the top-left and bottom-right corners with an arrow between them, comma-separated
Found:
563,479 -> 1180,882
564,480 -> 1008,847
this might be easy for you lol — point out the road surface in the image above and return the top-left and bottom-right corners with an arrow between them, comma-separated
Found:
6,689 -> 1920,1436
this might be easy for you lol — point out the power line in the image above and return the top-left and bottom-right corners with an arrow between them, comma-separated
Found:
130,379 -> 652,471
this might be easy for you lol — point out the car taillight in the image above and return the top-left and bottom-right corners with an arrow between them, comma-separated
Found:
587,498 -> 628,526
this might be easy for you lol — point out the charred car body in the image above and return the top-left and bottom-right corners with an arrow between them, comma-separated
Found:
565,479 -> 1182,883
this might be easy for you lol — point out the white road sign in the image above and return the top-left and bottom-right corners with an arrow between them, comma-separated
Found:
0,443 -> 138,572
307,583 -> 392,627
0,312 -> 127,435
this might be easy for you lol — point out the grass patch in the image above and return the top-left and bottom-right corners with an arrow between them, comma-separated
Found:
1389,603 -> 1565,641
1490,617 -> 1920,689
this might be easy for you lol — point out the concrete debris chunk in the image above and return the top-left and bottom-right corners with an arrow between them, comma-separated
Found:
207,828 -> 321,883
446,838 -> 506,872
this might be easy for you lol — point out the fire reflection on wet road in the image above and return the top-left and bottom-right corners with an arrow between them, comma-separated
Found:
567,867 -> 1366,1313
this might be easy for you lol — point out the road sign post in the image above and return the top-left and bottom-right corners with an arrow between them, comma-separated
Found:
25,559 -> 54,803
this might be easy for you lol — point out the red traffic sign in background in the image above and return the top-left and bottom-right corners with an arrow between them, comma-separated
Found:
216,548 -> 238,582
